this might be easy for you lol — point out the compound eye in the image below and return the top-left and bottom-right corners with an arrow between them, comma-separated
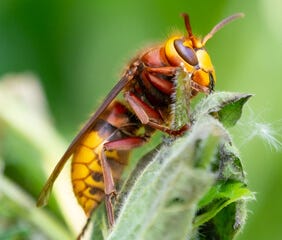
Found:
174,39 -> 198,66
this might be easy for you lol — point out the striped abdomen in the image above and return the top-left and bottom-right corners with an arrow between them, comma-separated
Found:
71,101 -> 140,216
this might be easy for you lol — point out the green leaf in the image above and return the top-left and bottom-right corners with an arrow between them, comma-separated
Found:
91,204 -> 108,240
194,180 -> 255,228
217,143 -> 246,182
0,75 -> 84,238
194,202 -> 246,240
193,92 -> 252,127
0,173 -> 73,240
191,126 -> 254,240
88,86 -> 253,240
104,117 -> 228,240
210,201 -> 246,240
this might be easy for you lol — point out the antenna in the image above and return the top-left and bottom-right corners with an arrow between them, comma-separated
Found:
181,13 -> 193,38
202,13 -> 244,45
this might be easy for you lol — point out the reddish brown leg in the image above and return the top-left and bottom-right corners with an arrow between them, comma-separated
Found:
143,71 -> 174,95
100,150 -> 116,227
125,92 -> 188,136
145,66 -> 179,76
104,137 -> 147,151
100,136 -> 147,228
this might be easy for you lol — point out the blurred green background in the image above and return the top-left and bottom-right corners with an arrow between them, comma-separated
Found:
0,0 -> 282,239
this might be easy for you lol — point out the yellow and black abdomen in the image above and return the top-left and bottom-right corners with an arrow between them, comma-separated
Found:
71,102 -> 133,216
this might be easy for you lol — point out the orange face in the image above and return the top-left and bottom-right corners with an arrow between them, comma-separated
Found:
164,13 -> 244,92
164,35 -> 216,90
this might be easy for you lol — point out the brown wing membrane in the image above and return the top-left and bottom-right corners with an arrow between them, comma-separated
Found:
37,62 -> 140,207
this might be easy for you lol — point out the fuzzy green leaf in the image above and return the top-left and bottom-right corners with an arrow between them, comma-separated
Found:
91,204 -> 108,240
90,90 -> 253,239
194,180 -> 254,228
193,92 -> 252,127
105,117 -> 228,240
191,116 -> 253,239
